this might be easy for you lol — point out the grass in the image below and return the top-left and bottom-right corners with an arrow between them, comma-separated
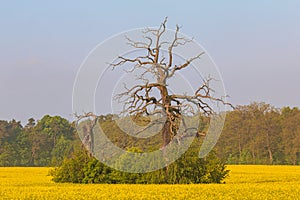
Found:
0,165 -> 300,199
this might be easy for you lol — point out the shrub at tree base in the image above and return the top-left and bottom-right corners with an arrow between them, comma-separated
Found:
50,140 -> 229,184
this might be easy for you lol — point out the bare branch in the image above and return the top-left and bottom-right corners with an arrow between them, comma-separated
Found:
108,18 -> 233,148
168,52 -> 205,77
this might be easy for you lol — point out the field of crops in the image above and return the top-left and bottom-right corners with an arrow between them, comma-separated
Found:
0,165 -> 300,199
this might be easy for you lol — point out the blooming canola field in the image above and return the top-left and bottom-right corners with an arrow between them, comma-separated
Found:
0,165 -> 300,199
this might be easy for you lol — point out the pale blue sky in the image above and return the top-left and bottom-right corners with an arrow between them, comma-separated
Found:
0,0 -> 299,123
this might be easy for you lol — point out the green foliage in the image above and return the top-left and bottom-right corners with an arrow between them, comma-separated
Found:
51,135 -> 73,166
1,101 -> 300,180
83,158 -> 114,183
0,115 -> 77,167
215,102 -> 300,165
50,148 -> 89,183
51,137 -> 229,184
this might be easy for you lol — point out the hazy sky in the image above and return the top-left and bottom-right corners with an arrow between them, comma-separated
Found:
0,0 -> 299,124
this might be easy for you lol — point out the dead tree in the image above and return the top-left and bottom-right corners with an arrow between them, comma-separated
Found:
111,18 -> 231,149
75,112 -> 98,156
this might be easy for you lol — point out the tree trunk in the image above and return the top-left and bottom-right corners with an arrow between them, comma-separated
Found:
251,143 -> 256,164
237,128 -> 242,164
162,120 -> 171,148
30,148 -> 35,166
292,151 -> 297,165
265,131 -> 273,164
159,83 -> 171,149
267,148 -> 273,164
162,119 -> 171,177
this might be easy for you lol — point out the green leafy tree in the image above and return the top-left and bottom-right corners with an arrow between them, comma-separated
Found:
51,135 -> 73,166
281,107 -> 300,165
35,115 -> 73,146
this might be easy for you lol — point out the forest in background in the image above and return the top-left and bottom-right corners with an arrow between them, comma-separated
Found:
0,102 -> 299,167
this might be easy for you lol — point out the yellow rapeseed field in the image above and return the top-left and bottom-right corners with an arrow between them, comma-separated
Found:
0,165 -> 300,199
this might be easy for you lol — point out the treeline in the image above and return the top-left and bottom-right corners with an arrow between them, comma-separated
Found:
215,102 -> 300,165
0,115 -> 80,166
0,114 -> 228,183
0,102 -> 299,167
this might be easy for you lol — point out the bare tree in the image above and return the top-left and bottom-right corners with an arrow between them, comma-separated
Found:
75,112 -> 98,155
111,18 -> 231,149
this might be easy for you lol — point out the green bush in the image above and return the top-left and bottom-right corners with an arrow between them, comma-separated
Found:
50,140 -> 229,184
50,148 -> 89,183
